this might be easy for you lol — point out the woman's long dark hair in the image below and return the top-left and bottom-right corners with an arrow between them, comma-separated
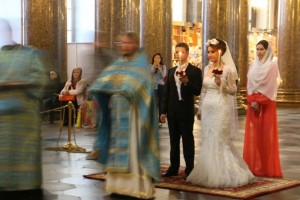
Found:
151,53 -> 164,65
71,67 -> 82,89
71,67 -> 82,82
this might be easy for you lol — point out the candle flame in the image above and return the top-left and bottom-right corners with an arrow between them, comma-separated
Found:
178,51 -> 182,68
218,50 -> 221,68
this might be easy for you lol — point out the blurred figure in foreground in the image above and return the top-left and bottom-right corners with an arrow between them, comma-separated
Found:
89,32 -> 160,199
82,36 -> 115,130
0,18 -> 47,194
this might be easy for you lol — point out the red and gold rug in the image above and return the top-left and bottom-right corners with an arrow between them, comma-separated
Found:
83,166 -> 300,199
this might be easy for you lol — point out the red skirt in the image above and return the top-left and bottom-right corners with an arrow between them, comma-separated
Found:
243,93 -> 282,177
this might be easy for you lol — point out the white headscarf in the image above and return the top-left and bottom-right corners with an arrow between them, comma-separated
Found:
247,44 -> 281,100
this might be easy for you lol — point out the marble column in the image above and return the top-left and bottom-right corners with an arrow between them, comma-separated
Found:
186,0 -> 202,23
95,0 -> 112,49
140,0 -> 172,67
277,0 -> 300,103
23,0 -> 67,80
202,0 -> 227,66
228,1 -> 249,89
202,0 -> 249,111
235,0 -> 249,112
95,0 -> 140,49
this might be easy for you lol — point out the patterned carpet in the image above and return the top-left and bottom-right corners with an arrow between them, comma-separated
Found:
83,166 -> 300,199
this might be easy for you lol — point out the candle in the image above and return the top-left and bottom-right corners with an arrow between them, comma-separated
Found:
218,50 -> 221,69
178,51 -> 182,69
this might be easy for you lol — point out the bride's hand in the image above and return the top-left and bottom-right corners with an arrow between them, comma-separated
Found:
214,76 -> 221,86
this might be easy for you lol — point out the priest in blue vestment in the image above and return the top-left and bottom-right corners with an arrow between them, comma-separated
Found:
0,18 -> 47,193
90,32 -> 160,199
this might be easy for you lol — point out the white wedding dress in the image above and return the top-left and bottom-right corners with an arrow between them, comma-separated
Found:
186,65 -> 254,188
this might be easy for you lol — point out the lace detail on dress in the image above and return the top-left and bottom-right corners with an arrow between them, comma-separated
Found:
198,65 -> 236,113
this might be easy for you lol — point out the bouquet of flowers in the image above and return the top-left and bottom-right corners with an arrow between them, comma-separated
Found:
176,71 -> 186,77
212,68 -> 223,77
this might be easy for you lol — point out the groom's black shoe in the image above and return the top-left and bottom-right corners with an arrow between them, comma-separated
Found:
184,171 -> 191,180
162,167 -> 178,177
185,170 -> 191,177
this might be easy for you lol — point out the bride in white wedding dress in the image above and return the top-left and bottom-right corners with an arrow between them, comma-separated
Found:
186,38 -> 255,188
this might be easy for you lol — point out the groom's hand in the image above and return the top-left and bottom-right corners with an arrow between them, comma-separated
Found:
180,75 -> 188,85
160,114 -> 166,123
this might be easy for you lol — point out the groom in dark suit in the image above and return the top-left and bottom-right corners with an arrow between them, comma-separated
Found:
160,42 -> 202,178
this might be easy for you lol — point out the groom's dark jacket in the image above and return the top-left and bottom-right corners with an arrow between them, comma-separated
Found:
162,63 -> 202,120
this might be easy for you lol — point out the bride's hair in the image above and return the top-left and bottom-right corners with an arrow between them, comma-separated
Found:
209,38 -> 226,56
207,38 -> 227,56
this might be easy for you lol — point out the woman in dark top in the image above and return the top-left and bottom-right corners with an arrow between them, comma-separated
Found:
41,70 -> 62,124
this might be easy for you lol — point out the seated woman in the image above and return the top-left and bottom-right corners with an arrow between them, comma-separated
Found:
60,67 -> 87,126
41,70 -> 63,124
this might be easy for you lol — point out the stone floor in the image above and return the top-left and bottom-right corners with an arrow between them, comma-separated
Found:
5,104 -> 300,200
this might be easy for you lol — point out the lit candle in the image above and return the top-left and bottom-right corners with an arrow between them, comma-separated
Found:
178,51 -> 182,69
218,50 -> 221,69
